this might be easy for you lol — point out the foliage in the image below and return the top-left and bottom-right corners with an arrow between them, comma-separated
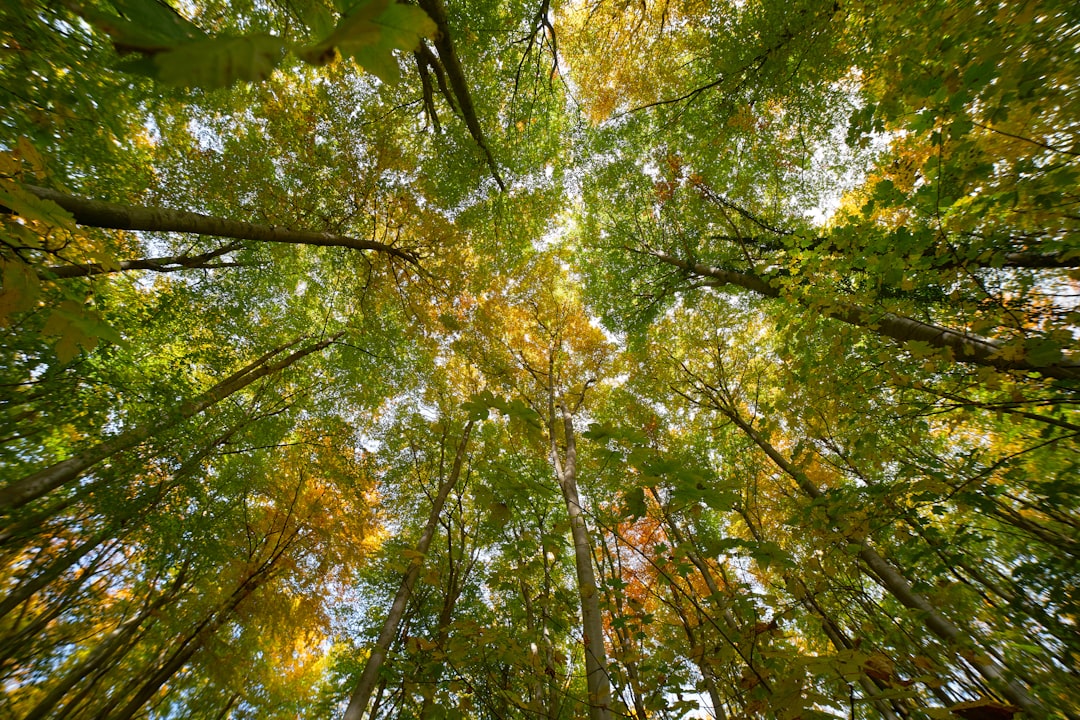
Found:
1,0 -> 1076,718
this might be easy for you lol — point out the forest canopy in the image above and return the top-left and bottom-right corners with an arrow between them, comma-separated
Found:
1,0 -> 1078,719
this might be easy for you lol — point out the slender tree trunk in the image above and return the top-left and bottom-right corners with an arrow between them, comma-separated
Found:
0,333 -> 341,512
100,567 -> 274,720
714,401 -> 1043,716
96,515 -> 302,720
19,564 -> 190,720
0,547 -> 114,672
652,250 -> 1080,380
548,397 -> 611,720
668,592 -> 729,720
419,512 -> 476,720
652,495 -> 741,631
740,509 -> 905,720
342,421 -> 474,720
23,185 -> 418,264
0,524 -> 115,621
598,539 -> 648,720
41,246 -> 251,279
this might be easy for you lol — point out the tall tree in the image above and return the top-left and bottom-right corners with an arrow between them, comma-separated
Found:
2,0 -> 1076,718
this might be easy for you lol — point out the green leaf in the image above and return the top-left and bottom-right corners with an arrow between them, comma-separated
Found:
748,540 -> 793,571
488,501 -> 511,524
582,423 -> 612,440
0,257 -> 40,322
300,0 -> 388,64
294,0 -> 339,39
307,0 -> 436,81
369,4 -> 437,51
462,397 -> 490,420
0,183 -> 77,230
72,0 -> 204,54
39,300 -> 126,362
622,485 -> 646,519
1024,337 -> 1063,366
341,38 -> 401,82
150,34 -> 285,89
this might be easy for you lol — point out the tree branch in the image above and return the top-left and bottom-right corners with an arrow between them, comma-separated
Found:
415,0 -> 507,191
40,242 -> 252,279
21,185 -> 421,265
651,250 -> 1080,380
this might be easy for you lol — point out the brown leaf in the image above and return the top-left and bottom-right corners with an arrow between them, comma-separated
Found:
949,699 -> 1020,720
863,653 -> 895,683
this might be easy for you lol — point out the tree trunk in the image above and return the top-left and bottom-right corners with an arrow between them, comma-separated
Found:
23,185 -> 418,264
548,398 -> 611,720
96,520 -> 299,720
716,402 -> 1043,716
667,590 -> 729,720
651,250 -> 1080,380
419,509 -> 476,720
0,525 -> 115,621
19,564 -> 190,720
598,539 -> 648,720
413,0 -> 505,190
100,567 -> 272,720
342,421 -> 474,720
0,333 -> 341,513
41,244 -> 251,279
740,510 -> 904,720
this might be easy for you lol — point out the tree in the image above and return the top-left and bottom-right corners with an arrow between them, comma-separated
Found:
457,254 -> 618,720
2,0 -> 1076,718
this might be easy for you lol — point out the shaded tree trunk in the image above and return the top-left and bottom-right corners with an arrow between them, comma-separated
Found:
707,394 -> 1043,716
342,421 -> 474,720
23,185 -> 418,264
0,333 -> 341,512
651,250 -> 1080,380
548,397 -> 611,720
41,242 -> 251,279
19,563 -> 191,720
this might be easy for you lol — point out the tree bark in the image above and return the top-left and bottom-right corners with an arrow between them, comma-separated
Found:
0,525 -> 115,621
342,421 -> 474,720
100,566 -> 274,720
22,184 -> 419,264
548,397 -> 611,720
19,564 -> 190,720
712,400 -> 1043,716
0,333 -> 341,513
96,517 -> 301,720
651,250 -> 1080,380
413,0 -> 506,191
41,244 -> 251,279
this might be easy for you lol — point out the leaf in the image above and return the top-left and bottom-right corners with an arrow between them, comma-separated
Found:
368,4 -> 437,51
503,398 -> 542,428
295,0 -> 339,39
1023,336 -> 1063,366
488,501 -> 511,524
0,182 -> 77,230
463,391 -> 497,420
0,257 -> 40,323
72,0 -> 204,54
306,0 -> 436,82
748,540 -> 793,571
622,485 -> 646,519
300,0 -> 389,64
863,653 -> 895,683
40,301 -> 126,363
582,423 -> 612,440
152,35 -> 286,89
948,699 -> 1020,720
